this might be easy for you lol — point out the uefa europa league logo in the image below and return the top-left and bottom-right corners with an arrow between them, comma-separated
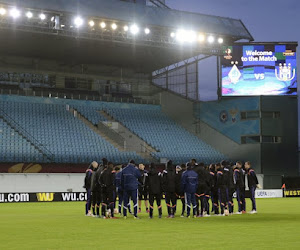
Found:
275,63 -> 296,81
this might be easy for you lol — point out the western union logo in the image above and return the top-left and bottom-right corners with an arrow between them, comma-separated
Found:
36,193 -> 54,202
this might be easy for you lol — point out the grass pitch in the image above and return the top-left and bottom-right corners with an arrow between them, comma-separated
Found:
0,198 -> 300,250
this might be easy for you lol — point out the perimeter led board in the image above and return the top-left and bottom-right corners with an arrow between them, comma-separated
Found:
221,43 -> 297,96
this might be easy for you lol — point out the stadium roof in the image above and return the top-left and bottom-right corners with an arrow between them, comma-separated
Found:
0,0 -> 253,41
0,0 -> 254,72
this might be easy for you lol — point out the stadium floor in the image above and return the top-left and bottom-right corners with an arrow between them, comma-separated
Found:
0,198 -> 299,249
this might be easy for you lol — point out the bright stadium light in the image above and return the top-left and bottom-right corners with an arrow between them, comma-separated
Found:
100,22 -> 106,28
218,37 -> 224,44
26,11 -> 33,19
170,32 -> 175,38
176,29 -> 185,42
0,7 -> 6,16
123,25 -> 129,31
88,20 -> 95,27
111,23 -> 117,30
39,13 -> 46,20
74,16 -> 83,28
144,28 -> 150,34
186,30 -> 196,43
208,35 -> 215,43
130,24 -> 139,35
10,8 -> 20,18
198,34 -> 205,42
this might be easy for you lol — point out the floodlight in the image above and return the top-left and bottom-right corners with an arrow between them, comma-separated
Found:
111,23 -> 117,30
89,20 -> 95,27
100,22 -> 106,28
74,16 -> 83,28
130,24 -> 139,35
0,8 -> 6,16
170,32 -> 175,38
26,11 -> 33,19
144,28 -> 150,34
124,25 -> 129,31
218,37 -> 224,44
39,13 -> 46,20
208,35 -> 215,43
10,8 -> 20,18
198,34 -> 205,42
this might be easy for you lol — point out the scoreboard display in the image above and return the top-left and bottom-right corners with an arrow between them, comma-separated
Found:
221,43 -> 297,96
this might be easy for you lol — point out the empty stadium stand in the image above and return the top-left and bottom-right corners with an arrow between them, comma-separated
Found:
0,95 -> 225,164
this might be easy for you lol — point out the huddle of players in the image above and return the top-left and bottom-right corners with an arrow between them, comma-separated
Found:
84,158 -> 259,219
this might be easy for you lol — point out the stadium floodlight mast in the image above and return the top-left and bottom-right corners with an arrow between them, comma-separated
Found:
9,8 -> 20,18
130,24 -> 139,35
74,16 -> 84,28
26,11 -> 33,19
39,13 -> 46,20
0,7 -> 6,15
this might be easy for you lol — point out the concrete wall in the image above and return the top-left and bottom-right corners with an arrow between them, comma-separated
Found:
0,173 -> 85,193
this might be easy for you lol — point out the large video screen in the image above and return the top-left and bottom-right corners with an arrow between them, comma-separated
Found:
221,44 -> 297,96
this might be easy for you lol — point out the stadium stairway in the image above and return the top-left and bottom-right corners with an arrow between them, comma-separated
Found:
0,108 -> 53,162
99,110 -> 158,163
69,108 -> 125,152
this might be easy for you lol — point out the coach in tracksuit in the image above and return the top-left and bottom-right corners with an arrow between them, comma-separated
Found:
162,160 -> 177,218
90,162 -> 101,217
121,160 -> 141,219
181,163 -> 198,218
223,161 -> 235,214
245,161 -> 259,214
146,163 -> 163,219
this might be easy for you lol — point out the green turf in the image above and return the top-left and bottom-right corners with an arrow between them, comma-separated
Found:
0,198 -> 300,250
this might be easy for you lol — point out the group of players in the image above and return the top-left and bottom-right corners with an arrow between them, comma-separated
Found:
84,158 -> 260,219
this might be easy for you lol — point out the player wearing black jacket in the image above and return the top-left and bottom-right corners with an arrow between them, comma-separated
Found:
162,160 -> 177,218
146,163 -> 163,219
90,161 -> 100,217
84,162 -> 96,216
100,162 -> 116,218
175,164 -> 186,217
138,164 -> 149,213
216,163 -> 228,215
245,161 -> 259,214
209,164 -> 219,215
193,162 -> 209,217
234,161 -> 245,214
223,161 -> 235,214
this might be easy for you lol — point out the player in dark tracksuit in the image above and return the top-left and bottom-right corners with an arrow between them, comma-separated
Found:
114,166 -> 122,214
84,163 -> 95,216
146,163 -> 163,219
245,161 -> 259,213
162,160 -> 177,218
121,160 -> 141,219
90,162 -> 101,217
100,162 -> 116,218
193,162 -> 209,217
181,163 -> 198,218
234,163 -> 244,214
223,161 -> 235,214
209,164 -> 219,215
175,164 -> 186,217
138,164 -> 149,213
216,164 -> 228,215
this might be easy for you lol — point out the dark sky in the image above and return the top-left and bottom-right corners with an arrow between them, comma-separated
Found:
167,0 -> 300,69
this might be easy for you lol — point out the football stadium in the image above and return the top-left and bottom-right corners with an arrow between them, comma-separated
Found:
0,0 -> 299,249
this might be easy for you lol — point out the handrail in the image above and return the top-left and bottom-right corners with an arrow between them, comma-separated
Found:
0,108 -> 54,161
